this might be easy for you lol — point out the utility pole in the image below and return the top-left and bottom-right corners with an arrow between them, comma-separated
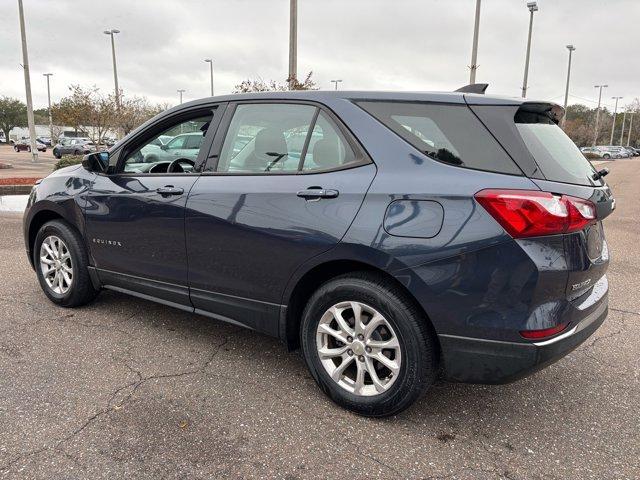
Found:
17,0 -> 38,163
330,79 -> 343,90
43,73 -> 54,143
593,85 -> 608,146
103,29 -> 121,107
521,2 -> 538,98
619,109 -> 627,146
561,45 -> 575,129
177,89 -> 185,104
204,59 -> 214,96
627,112 -> 635,146
288,0 -> 297,89
610,96 -> 622,146
469,0 -> 481,84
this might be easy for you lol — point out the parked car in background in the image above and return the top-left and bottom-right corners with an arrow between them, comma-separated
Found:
23,90 -> 614,416
52,137 -> 96,158
14,138 -> 46,152
36,136 -> 52,147
580,146 -> 609,159
621,146 -> 638,157
603,146 -> 630,158
135,132 -> 201,165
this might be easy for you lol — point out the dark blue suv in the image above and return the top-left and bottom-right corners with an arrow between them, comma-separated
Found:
23,90 -> 614,416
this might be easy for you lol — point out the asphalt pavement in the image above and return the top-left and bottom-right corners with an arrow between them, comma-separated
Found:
0,159 -> 638,479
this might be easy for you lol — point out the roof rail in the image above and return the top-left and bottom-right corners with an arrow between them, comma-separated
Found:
455,83 -> 488,94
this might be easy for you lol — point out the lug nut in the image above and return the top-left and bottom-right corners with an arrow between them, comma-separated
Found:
357,334 -> 364,341
365,346 -> 372,353
347,349 -> 353,356
347,336 -> 353,343
358,355 -> 364,362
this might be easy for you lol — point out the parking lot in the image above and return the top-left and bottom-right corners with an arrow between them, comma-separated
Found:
0,159 -> 638,479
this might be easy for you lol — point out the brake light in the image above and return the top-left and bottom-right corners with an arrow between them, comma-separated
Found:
520,322 -> 569,340
475,189 -> 596,238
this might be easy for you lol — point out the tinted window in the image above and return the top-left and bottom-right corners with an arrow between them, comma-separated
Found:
217,104 -> 316,173
515,110 -> 599,186
302,112 -> 356,172
357,101 -> 521,175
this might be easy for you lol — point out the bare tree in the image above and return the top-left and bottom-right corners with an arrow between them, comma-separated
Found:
234,71 -> 318,93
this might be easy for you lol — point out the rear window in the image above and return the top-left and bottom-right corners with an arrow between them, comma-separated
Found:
515,110 -> 599,186
357,101 -> 521,175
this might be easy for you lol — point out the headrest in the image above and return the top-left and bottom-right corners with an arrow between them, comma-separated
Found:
312,139 -> 340,169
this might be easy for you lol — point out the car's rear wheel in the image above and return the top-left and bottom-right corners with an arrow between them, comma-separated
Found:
34,220 -> 99,307
301,272 -> 437,417
73,149 -> 81,155
14,146 -> 18,152
603,154 -> 611,159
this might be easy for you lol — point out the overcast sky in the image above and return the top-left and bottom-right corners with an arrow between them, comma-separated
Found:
1,0 -> 638,111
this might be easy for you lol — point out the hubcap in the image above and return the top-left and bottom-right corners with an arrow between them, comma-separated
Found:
39,235 -> 73,295
315,301 -> 402,396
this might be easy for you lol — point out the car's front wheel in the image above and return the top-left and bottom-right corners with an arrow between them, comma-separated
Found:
301,272 -> 437,417
34,220 -> 99,307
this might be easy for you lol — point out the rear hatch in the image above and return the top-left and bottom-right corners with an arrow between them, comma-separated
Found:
467,99 -> 615,298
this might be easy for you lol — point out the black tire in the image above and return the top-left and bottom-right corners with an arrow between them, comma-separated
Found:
33,220 -> 99,307
301,272 -> 438,417
54,151 -> 61,159
73,149 -> 81,155
603,154 -> 611,159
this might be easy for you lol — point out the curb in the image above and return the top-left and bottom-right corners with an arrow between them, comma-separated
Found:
0,185 -> 32,195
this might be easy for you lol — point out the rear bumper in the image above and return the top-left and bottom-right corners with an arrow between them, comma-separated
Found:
438,297 -> 608,384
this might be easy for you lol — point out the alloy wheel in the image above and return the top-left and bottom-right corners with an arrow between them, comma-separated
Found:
39,235 -> 73,295
316,301 -> 402,396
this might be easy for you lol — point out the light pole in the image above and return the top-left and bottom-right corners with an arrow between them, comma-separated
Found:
610,96 -> 622,146
43,73 -> 54,143
204,59 -> 214,96
469,0 -> 481,84
561,45 -> 575,129
330,79 -> 343,90
619,109 -> 627,146
177,89 -> 185,104
627,112 -> 635,147
593,84 -> 608,146
17,0 -> 38,163
521,1 -> 538,98
288,0 -> 297,89
103,29 -> 121,107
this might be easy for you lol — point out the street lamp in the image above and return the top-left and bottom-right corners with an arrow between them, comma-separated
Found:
561,45 -> 576,129
593,84 -> 608,146
627,112 -> 635,147
18,0 -> 38,163
521,1 -> 538,98
204,59 -> 214,96
177,89 -> 185,104
43,73 -> 54,143
103,29 -> 121,107
619,108 -> 628,146
610,96 -> 623,146
469,0 -> 482,84
330,79 -> 343,91
288,0 -> 297,89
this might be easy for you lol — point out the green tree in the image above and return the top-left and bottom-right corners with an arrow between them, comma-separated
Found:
0,97 -> 27,142
233,71 -> 318,93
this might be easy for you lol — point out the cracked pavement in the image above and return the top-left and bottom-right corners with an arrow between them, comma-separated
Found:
1,159 -> 639,479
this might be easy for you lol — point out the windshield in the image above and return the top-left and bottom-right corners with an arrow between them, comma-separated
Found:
515,110 -> 599,186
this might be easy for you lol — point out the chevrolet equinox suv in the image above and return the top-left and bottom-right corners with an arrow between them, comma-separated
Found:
23,89 -> 614,416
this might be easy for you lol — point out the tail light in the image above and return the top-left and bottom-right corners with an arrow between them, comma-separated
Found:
520,322 -> 569,340
475,189 -> 596,238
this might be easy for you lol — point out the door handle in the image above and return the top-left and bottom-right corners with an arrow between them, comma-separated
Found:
157,185 -> 184,196
296,188 -> 339,200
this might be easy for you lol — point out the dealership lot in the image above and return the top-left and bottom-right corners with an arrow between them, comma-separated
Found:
0,160 -> 638,479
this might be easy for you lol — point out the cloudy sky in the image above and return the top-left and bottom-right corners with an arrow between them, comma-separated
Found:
1,0 -> 638,111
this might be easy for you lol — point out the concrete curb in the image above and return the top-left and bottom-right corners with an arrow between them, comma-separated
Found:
0,185 -> 32,195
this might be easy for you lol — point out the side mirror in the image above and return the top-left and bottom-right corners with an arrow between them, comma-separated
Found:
160,144 -> 168,151
82,151 -> 109,173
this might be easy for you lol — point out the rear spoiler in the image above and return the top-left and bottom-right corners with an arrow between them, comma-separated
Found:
455,83 -> 489,94
518,102 -> 566,125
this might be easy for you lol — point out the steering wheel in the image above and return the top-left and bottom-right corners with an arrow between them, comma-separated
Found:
167,158 -> 195,173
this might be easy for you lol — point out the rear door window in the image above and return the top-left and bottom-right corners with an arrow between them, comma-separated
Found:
357,101 -> 521,175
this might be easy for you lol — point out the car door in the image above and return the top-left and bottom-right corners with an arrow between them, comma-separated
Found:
84,105 -> 222,308
185,102 -> 376,335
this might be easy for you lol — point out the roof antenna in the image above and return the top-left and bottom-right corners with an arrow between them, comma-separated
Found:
455,83 -> 489,94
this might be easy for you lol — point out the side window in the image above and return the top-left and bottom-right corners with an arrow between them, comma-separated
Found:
301,112 -> 356,172
122,114 -> 212,174
217,104 -> 316,173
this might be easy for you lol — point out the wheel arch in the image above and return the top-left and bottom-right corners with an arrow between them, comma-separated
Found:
26,202 -> 82,269
281,256 -> 439,354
